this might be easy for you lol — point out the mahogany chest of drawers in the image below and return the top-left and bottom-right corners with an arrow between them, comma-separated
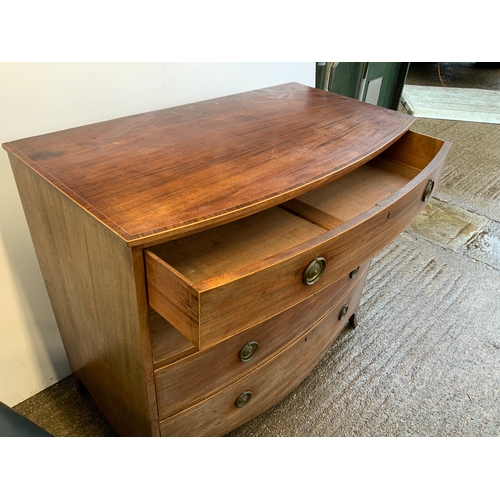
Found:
3,83 -> 451,436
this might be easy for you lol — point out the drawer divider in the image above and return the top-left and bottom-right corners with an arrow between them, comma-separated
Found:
281,199 -> 345,230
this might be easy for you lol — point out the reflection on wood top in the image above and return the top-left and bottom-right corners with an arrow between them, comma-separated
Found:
3,82 -> 415,246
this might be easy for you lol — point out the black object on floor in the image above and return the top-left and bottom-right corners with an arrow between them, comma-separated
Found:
0,401 -> 52,437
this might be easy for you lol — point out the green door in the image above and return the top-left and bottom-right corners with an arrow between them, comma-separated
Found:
316,62 -> 409,110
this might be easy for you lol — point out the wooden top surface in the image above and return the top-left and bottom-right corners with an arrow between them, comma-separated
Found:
3,82 -> 415,246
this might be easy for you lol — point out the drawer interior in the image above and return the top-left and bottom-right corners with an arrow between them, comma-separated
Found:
145,207 -> 329,348
145,130 -> 446,348
148,206 -> 326,286
150,312 -> 197,368
284,130 -> 443,230
148,130 -> 442,288
284,163 -> 411,229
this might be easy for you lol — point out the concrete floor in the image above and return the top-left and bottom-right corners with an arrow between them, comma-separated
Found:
13,62 -> 500,437
405,62 -> 500,91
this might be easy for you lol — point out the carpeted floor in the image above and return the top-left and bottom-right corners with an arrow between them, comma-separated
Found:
227,108 -> 500,436
14,62 -> 500,437
228,232 -> 500,436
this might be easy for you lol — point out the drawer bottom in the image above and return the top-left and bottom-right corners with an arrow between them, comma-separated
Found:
159,274 -> 366,437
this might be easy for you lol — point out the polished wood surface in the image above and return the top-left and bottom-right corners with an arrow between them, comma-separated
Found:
145,206 -> 326,346
3,83 -> 414,246
145,131 -> 450,349
155,262 -> 370,419
8,153 -> 159,436
159,273 -> 367,437
4,85 -> 451,436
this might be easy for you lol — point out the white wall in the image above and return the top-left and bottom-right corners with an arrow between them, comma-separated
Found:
0,62 -> 315,406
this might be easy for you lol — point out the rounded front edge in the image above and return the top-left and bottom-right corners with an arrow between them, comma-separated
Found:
158,266 -> 369,437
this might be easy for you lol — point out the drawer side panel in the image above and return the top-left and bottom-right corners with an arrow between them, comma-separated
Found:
145,251 -> 200,348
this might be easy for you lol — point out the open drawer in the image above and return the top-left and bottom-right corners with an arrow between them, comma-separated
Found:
145,130 -> 451,349
154,261 -> 369,419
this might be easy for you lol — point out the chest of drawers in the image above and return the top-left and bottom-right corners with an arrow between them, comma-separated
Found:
3,83 -> 451,436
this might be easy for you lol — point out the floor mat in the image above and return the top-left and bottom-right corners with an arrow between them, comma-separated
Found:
402,85 -> 500,124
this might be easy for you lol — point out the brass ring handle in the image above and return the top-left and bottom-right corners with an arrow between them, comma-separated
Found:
339,304 -> 349,321
239,341 -> 259,362
303,257 -> 326,286
422,180 -> 435,202
349,267 -> 360,279
235,391 -> 252,408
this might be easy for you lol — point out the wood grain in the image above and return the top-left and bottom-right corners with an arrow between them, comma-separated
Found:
8,153 -> 158,436
4,84 -> 450,438
146,206 -> 325,283
2,83 -> 414,246
155,262 -> 370,419
145,251 -> 200,347
145,133 -> 451,349
295,164 -> 412,224
150,312 -> 197,369
159,272 -> 368,436
281,198 -> 345,230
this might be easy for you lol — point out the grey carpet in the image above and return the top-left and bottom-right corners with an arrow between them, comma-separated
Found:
228,231 -> 500,436
411,118 -> 500,222
227,117 -> 500,437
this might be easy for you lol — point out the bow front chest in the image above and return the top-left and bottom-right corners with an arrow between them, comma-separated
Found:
3,83 -> 451,436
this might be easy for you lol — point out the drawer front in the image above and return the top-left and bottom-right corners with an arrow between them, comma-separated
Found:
155,262 -> 369,419
200,136 -> 448,348
159,276 -> 366,437
147,132 -> 450,349
145,206 -> 326,348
